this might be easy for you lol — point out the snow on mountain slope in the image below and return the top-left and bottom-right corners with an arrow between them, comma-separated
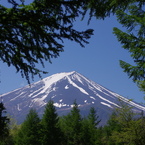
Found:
1,71 -> 145,125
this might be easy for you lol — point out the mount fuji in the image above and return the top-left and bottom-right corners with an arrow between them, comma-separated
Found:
1,71 -> 145,126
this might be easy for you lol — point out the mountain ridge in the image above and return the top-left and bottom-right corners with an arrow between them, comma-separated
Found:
1,71 -> 145,125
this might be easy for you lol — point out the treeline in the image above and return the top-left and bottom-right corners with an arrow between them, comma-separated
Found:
1,100 -> 145,145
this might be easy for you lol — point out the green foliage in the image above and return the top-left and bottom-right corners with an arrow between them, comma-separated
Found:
59,102 -> 101,145
114,99 -> 135,127
2,0 -> 145,83
0,102 -> 10,144
14,108 -> 41,145
4,99 -> 145,145
0,0 -> 94,83
110,119 -> 145,145
81,107 -> 101,145
40,100 -> 62,145
113,3 -> 145,92
101,99 -> 145,145
88,107 -> 101,127
59,100 -> 83,145
102,112 -> 122,145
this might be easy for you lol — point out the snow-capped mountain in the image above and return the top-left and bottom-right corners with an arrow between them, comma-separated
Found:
1,71 -> 145,125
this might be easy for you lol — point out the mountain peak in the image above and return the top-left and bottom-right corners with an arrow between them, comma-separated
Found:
51,71 -> 77,76
58,71 -> 77,76
40,71 -> 78,90
42,71 -> 77,82
2,71 -> 145,125
69,71 -> 76,74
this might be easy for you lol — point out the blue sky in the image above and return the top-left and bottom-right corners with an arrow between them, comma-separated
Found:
0,1 -> 145,103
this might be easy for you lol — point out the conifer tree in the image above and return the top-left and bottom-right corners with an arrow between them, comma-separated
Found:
81,107 -> 101,145
88,107 -> 100,127
0,0 -> 94,83
102,100 -> 136,144
60,100 -> 83,145
2,0 -> 142,83
40,100 -> 62,145
81,118 -> 90,145
0,102 -> 10,144
113,2 -> 145,93
15,108 -> 41,145
102,112 -> 122,145
88,107 -> 101,144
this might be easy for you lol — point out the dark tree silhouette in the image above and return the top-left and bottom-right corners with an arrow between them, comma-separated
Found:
0,102 -> 10,142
